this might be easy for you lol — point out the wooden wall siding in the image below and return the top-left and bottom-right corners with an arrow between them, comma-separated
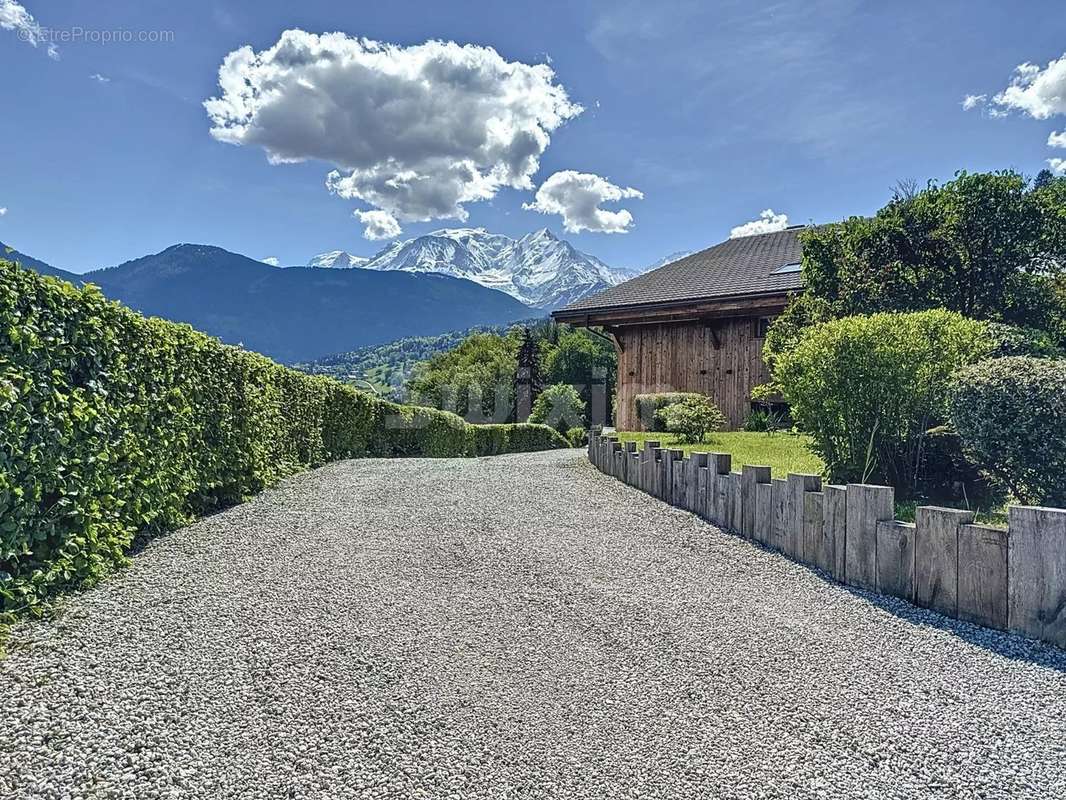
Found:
615,318 -> 770,431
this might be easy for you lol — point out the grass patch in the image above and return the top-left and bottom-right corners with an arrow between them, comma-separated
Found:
612,430 -> 824,478
613,430 -> 1009,526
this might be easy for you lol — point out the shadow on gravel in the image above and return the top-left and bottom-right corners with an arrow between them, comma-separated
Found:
840,584 -> 1066,674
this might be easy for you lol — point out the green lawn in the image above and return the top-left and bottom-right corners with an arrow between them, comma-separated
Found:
612,430 -> 825,478
611,430 -> 1010,526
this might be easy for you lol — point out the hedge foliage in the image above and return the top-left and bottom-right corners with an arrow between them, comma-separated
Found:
774,310 -> 990,495
633,392 -> 705,432
655,396 -> 727,443
0,260 -> 565,610
949,357 -> 1066,507
529,383 -> 586,434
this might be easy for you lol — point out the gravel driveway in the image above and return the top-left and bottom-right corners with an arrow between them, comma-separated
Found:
2,450 -> 1065,799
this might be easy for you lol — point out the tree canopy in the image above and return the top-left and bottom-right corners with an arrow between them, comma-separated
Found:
796,170 -> 1066,341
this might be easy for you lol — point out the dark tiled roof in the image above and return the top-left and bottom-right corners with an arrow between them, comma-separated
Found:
557,226 -> 805,315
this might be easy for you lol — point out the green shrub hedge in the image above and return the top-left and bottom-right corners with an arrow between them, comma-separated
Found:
948,356 -> 1066,507
529,383 -> 586,434
774,310 -> 990,496
633,392 -> 705,431
655,396 -> 727,443
0,260 -> 565,610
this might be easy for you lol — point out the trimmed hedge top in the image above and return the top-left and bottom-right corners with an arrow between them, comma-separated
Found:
0,260 -> 565,610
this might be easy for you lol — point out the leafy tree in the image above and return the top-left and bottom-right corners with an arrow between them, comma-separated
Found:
540,327 -> 617,423
406,331 -> 520,422
774,310 -> 991,497
795,170 -> 1066,338
529,383 -> 587,434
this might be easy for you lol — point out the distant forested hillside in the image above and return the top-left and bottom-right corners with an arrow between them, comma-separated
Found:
293,320 -> 543,398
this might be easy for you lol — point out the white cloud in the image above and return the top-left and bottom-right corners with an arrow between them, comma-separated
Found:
204,30 -> 583,239
523,170 -> 643,234
961,94 -> 986,111
261,256 -> 280,266
1048,158 -> 1066,177
987,55 -> 1066,119
0,207 -> 7,216
89,73 -> 111,83
730,209 -> 789,238
0,0 -> 58,59
1048,130 -> 1066,149
354,209 -> 402,240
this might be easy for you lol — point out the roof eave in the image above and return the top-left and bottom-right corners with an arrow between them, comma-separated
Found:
551,286 -> 800,323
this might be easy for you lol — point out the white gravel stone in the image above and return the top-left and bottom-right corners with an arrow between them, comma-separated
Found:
1,451 -> 1065,799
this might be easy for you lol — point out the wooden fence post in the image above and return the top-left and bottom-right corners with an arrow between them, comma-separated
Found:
708,453 -> 731,527
1008,505 -> 1066,647
660,449 -> 677,504
755,482 -> 773,545
672,456 -> 686,508
642,441 -> 660,496
913,506 -> 974,618
741,465 -> 772,539
844,484 -> 895,591
803,492 -> 829,572
958,523 -> 1008,631
824,485 -> 847,581
876,520 -> 916,601
729,473 -> 743,533
697,466 -> 710,519
787,474 -> 822,561
687,454 -> 708,513
770,479 -> 789,553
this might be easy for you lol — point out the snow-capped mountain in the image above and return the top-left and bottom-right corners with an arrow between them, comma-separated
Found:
643,250 -> 695,272
308,250 -> 370,269
353,227 -> 626,309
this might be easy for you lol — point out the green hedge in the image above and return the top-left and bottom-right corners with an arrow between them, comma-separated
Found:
633,392 -> 705,432
774,310 -> 990,496
949,356 -> 1066,507
0,260 -> 565,610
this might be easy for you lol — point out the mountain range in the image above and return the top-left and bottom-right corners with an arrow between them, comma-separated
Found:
1,228 -> 678,363
1,241 -> 530,363
306,227 -> 637,310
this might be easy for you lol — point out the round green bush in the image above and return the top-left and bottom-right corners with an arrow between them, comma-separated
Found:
565,426 -> 587,448
949,356 -> 1066,506
529,383 -> 586,434
774,310 -> 990,495
633,392 -> 705,432
654,396 -> 726,443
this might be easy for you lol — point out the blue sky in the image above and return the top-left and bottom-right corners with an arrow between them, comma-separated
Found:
1,0 -> 1064,273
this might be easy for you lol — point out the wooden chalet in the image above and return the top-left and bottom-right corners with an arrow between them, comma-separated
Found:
552,226 -> 806,430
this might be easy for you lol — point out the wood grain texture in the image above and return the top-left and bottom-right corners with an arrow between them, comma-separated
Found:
823,485 -> 847,580
787,474 -> 822,562
875,521 -> 916,601
730,473 -> 743,533
845,484 -> 894,591
741,465 -> 772,539
707,453 -> 731,527
913,506 -> 974,617
958,523 -> 1008,631
697,467 -> 709,520
614,317 -> 775,430
1008,506 -> 1066,647
803,492 -> 829,572
770,479 -> 789,554
755,482 -> 773,545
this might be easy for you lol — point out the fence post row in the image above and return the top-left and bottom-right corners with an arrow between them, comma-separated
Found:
586,433 -> 1066,650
